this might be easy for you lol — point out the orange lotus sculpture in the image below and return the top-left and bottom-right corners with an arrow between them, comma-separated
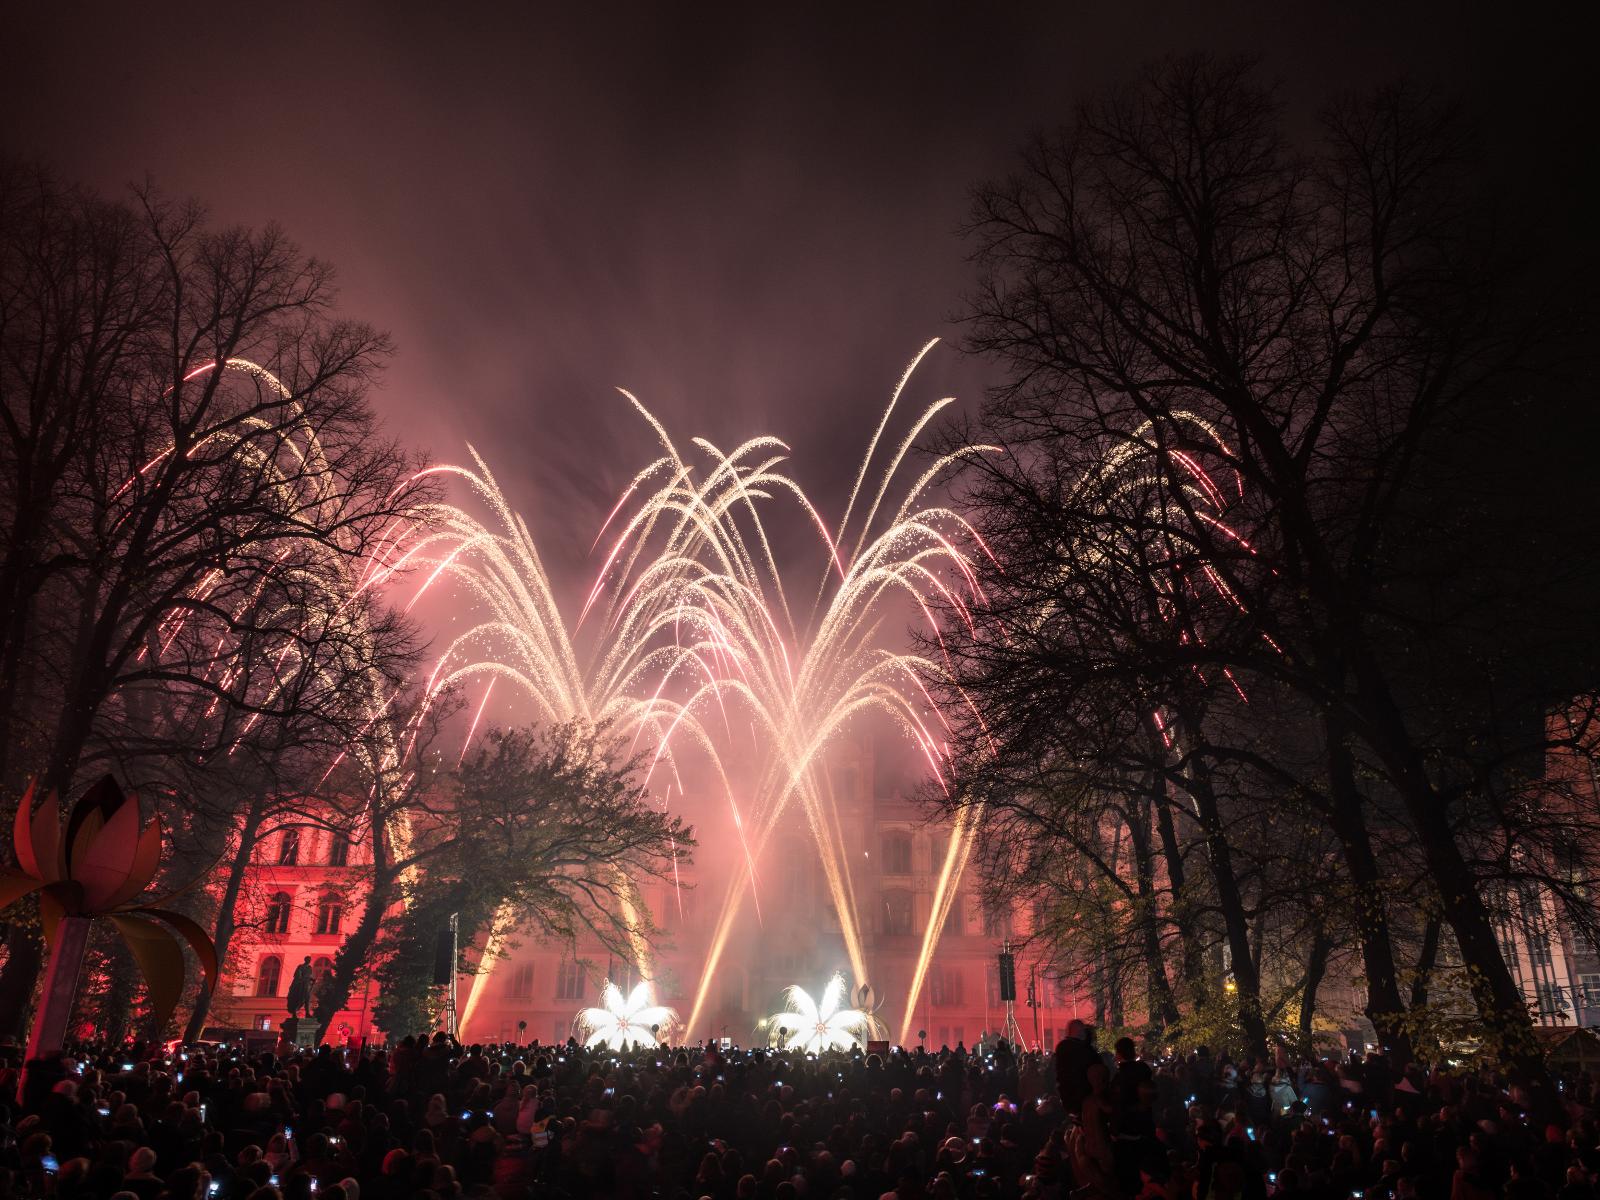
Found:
0,776 -> 218,1058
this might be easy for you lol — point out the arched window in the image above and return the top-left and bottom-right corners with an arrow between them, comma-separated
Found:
327,834 -> 349,867
256,956 -> 282,997
881,831 -> 913,875
264,892 -> 292,935
312,956 -> 334,981
314,892 -> 343,935
883,889 -> 913,936
277,827 -> 300,865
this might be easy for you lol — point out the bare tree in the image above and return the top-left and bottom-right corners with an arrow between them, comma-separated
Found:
0,163 -> 431,1035
939,55 -> 1598,1082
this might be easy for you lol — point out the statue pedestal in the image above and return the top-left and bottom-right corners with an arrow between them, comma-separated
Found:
280,1017 -> 319,1050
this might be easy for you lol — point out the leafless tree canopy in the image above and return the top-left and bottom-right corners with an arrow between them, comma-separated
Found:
930,56 -> 1600,1074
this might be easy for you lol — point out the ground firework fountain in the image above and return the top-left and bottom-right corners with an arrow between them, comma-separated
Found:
577,980 -> 677,1048
405,342 -> 992,1043
767,973 -> 880,1054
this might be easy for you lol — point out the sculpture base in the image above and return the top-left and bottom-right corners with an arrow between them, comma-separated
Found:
279,1017 -> 320,1050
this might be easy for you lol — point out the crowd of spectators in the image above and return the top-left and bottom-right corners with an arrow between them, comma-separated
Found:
0,1017 -> 1596,1200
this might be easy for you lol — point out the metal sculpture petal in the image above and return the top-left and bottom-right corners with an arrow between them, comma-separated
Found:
1,775 -> 218,1031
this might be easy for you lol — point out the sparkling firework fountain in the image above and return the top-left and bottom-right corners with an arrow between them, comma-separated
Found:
577,980 -> 677,1048
767,973 -> 880,1054
675,341 -> 996,1036
407,340 -> 993,1041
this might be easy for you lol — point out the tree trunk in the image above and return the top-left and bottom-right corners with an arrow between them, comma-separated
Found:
1410,913 -> 1442,1010
313,798 -> 396,1043
1180,757 -> 1268,1058
1148,744 -> 1208,1004
184,795 -> 266,1042
1323,712 -> 1416,1066
1352,660 -> 1549,1085
1128,795 -> 1182,1031
313,867 -> 394,1043
1299,925 -> 1332,1050
0,925 -> 43,1039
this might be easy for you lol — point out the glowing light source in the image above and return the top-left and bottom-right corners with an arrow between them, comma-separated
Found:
577,980 -> 677,1048
768,973 -> 879,1054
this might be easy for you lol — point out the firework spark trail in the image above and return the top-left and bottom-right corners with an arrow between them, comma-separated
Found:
899,802 -> 978,1045
903,412 -> 1267,1040
133,359 -> 400,741
410,437 -> 789,1035
409,345 -> 991,1043
117,358 -> 423,924
679,350 -> 993,1036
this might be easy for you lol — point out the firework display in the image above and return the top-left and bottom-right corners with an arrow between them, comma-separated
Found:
401,341 -> 992,1039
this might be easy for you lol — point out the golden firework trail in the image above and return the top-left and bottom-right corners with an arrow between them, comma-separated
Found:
405,340 -> 996,1042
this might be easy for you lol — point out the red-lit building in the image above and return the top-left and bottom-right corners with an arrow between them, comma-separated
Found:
209,819 -> 386,1043
203,736 -> 1074,1049
452,736 -> 1066,1051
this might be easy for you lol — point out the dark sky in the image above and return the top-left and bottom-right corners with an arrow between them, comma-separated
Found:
0,0 -> 1580,567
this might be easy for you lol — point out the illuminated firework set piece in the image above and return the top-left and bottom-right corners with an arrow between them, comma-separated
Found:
405,339 -> 997,1042
577,980 -> 677,1048
767,973 -> 880,1054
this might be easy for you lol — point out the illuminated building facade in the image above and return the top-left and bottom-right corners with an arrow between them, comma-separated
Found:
210,819 -> 386,1043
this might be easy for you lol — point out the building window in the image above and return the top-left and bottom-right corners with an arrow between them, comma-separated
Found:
1582,974 -> 1600,1005
964,894 -> 982,935
987,965 -> 1004,1006
313,956 -> 334,982
256,956 -> 282,997
1537,982 -> 1568,1018
984,902 -> 1010,939
930,967 -> 963,1008
264,892 -> 292,935
556,960 -> 586,1001
881,832 -> 913,875
314,892 -> 343,935
883,889 -> 913,936
1032,901 -> 1052,938
1529,931 -> 1554,969
277,828 -> 300,865
328,834 -> 350,867
507,962 -> 535,999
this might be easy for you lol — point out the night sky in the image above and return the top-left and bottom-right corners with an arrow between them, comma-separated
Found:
1,1 -> 1584,568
